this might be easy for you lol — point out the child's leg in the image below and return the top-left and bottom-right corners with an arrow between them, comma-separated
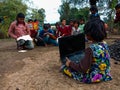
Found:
24,40 -> 34,50
17,39 -> 25,50
34,37 -> 46,46
49,39 -> 58,46
43,36 -> 49,44
61,65 -> 83,81
61,65 -> 73,77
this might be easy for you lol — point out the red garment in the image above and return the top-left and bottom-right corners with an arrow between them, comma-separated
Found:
8,21 -> 30,39
67,25 -> 72,35
30,30 -> 37,38
114,12 -> 120,23
57,25 -> 71,37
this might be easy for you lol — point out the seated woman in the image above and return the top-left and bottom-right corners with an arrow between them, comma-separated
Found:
8,13 -> 34,50
37,24 -> 58,46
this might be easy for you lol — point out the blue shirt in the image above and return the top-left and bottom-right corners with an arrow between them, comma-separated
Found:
39,29 -> 53,38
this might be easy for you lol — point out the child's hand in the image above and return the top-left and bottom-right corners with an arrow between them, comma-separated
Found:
65,57 -> 71,67
48,33 -> 53,36
62,34 -> 65,37
44,33 -> 48,36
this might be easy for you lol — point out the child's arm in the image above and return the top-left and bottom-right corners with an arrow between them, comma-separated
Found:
8,22 -> 17,39
65,57 -> 71,67
66,48 -> 93,73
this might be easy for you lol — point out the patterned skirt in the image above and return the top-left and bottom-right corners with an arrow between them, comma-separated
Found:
61,65 -> 112,83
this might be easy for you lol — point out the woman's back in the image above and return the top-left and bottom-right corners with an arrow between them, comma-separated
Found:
87,41 -> 112,83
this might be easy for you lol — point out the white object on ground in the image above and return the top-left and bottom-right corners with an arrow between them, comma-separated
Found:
18,50 -> 27,52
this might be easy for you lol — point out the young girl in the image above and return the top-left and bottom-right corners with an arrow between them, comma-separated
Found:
61,19 -> 112,83
8,13 -> 34,50
71,20 -> 81,35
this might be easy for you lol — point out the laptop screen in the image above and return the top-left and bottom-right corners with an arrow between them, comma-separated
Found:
58,33 -> 85,63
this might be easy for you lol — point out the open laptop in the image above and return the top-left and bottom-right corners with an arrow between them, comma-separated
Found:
58,33 -> 85,64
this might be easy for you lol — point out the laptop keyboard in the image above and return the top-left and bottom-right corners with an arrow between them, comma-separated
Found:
61,51 -> 85,64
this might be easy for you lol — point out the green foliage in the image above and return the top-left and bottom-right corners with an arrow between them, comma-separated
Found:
77,7 -> 89,21
0,0 -> 28,38
109,0 -> 118,9
58,0 -> 89,24
58,1 -> 70,22
69,7 -> 89,21
0,0 -> 46,38
59,0 -> 120,24
28,8 -> 45,23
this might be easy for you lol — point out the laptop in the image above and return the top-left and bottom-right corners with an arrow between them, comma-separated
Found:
58,33 -> 85,64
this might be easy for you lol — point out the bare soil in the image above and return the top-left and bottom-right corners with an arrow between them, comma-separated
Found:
0,36 -> 120,90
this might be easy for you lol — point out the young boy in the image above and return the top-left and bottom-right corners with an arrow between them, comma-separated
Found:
38,24 -> 58,46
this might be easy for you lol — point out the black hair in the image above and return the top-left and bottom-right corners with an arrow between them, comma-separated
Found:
115,3 -> 120,10
47,23 -> 51,28
73,20 -> 80,26
0,18 -> 3,23
16,12 -> 25,26
55,22 -> 60,26
89,0 -> 99,6
60,18 -> 66,22
16,13 -> 25,19
28,19 -> 33,22
69,19 -> 74,22
90,6 -> 98,13
84,19 -> 107,42
80,18 -> 85,21
34,19 -> 38,22
43,24 -> 49,30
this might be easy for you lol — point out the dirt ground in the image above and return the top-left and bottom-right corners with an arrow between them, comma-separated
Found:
0,36 -> 120,90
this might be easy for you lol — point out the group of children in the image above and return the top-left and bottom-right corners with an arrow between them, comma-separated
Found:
28,18 -> 86,47
27,19 -> 39,38
8,4 -> 113,84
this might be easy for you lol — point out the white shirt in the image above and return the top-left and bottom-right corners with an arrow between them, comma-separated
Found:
71,27 -> 81,35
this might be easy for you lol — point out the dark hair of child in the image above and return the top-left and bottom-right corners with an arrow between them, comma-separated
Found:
43,24 -> 49,30
69,19 -> 74,23
34,19 -> 38,22
16,12 -> 25,26
73,20 -> 80,26
28,19 -> 33,22
89,6 -> 98,13
115,3 -> 120,10
47,23 -> 51,28
55,22 -> 60,26
60,18 -> 66,22
80,18 -> 85,22
89,0 -> 99,6
84,19 -> 107,42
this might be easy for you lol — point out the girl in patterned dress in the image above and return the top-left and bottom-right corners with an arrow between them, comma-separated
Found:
61,19 -> 112,83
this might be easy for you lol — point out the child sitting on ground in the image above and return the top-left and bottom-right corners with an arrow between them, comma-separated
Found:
61,19 -> 112,83
8,13 -> 34,50
38,24 -> 58,46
